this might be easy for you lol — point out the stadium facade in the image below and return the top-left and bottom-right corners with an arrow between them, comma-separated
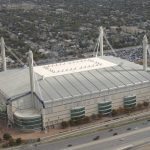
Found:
0,33 -> 150,131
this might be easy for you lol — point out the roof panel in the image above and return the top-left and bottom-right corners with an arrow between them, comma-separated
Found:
73,72 -> 99,93
108,67 -> 133,85
81,71 -> 107,91
90,69 -> 116,89
55,76 -> 81,97
38,79 -> 62,100
123,66 -> 148,82
102,68 -> 125,87
46,77 -> 72,99
115,66 -> 140,84
35,85 -> 53,102
137,70 -> 150,81
64,74 -> 90,95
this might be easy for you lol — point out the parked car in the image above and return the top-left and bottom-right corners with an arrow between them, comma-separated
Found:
93,136 -> 100,141
108,129 -> 113,132
113,132 -> 118,136
127,127 -> 131,131
67,144 -> 72,147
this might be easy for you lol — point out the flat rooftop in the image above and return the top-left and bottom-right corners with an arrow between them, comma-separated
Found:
34,57 -> 117,77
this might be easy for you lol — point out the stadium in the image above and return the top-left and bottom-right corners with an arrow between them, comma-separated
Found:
0,28 -> 150,131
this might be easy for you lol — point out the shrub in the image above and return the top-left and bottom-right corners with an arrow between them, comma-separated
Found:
111,109 -> 118,117
91,114 -> 97,120
97,113 -> 102,119
0,137 -> 2,143
75,119 -> 82,125
61,121 -> 69,129
3,133 -> 12,141
69,119 -> 75,126
16,138 -> 22,145
82,116 -> 90,124
137,103 -> 143,109
143,101 -> 149,107
117,107 -> 124,114
69,118 -> 82,126
124,108 -> 131,114
8,138 -> 15,146
2,143 -> 9,148
132,106 -> 136,111
37,138 -> 41,142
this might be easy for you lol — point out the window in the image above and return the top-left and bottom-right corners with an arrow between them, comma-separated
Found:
123,95 -> 136,108
98,101 -> 112,115
70,107 -> 85,120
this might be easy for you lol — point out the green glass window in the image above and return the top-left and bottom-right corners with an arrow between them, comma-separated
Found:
99,108 -> 112,114
14,115 -> 42,131
71,107 -> 85,120
124,96 -> 136,108
98,101 -> 112,115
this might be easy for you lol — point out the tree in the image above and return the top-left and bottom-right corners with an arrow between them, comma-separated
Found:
3,133 -> 12,141
75,119 -> 82,125
2,143 -> 9,148
117,107 -> 124,115
8,138 -> 15,146
111,109 -> 118,117
69,119 -> 75,126
16,138 -> 22,145
124,108 -> 131,114
61,121 -> 69,129
97,113 -> 102,119
116,27 -> 122,33
0,137 -> 2,143
37,138 -> 41,142
143,101 -> 149,107
91,114 -> 97,120
137,103 -> 143,110
82,116 -> 90,124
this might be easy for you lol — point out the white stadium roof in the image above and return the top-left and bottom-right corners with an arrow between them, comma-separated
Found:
34,57 -> 117,77
0,56 -> 150,106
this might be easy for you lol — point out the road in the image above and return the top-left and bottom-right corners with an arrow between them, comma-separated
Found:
133,143 -> 150,150
64,126 -> 150,150
20,118 -> 150,150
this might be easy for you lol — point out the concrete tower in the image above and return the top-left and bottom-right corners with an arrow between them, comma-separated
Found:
100,26 -> 104,56
1,37 -> 6,71
28,50 -> 34,101
143,35 -> 148,71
